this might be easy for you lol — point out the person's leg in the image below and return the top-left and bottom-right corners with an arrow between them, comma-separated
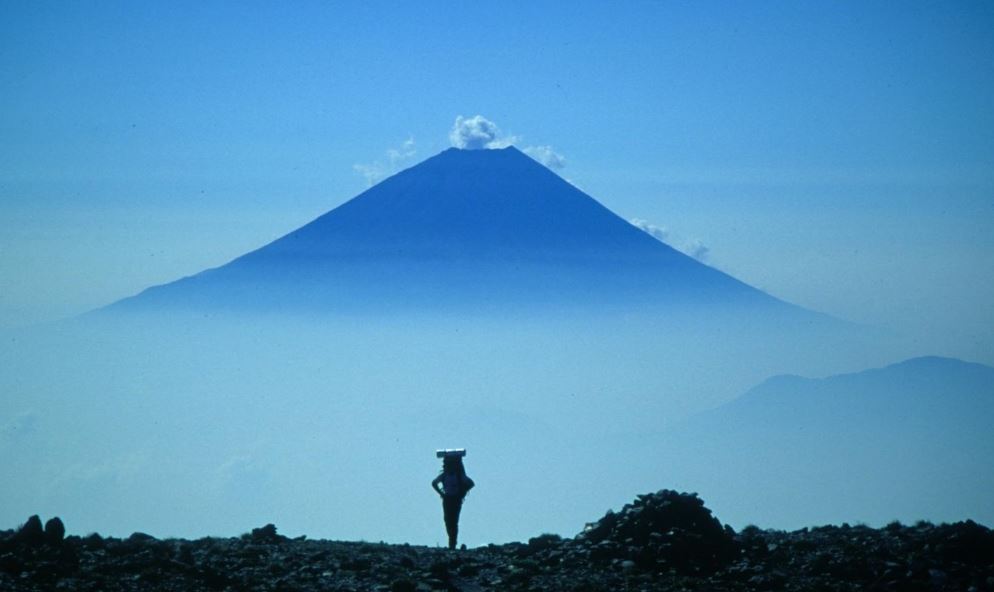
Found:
443,496 -> 463,549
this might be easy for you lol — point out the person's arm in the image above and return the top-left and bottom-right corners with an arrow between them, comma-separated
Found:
463,475 -> 475,493
431,474 -> 444,497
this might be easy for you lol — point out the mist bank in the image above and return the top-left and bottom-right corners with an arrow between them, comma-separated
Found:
0,309 -> 956,545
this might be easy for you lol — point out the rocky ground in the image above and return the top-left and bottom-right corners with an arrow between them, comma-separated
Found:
3,490 -> 993,591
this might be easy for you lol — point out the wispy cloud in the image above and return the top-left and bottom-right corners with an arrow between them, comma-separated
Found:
386,137 -> 416,167
353,137 -> 417,187
630,218 -> 710,261
523,145 -> 566,171
684,239 -> 710,261
629,218 -> 669,242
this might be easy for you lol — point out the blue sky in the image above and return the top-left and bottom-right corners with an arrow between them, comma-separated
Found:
2,1 -> 993,359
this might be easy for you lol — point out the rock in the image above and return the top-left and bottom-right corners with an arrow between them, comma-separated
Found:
457,562 -> 480,577
391,578 -> 417,592
344,557 -> 372,572
527,533 -> 562,552
82,533 -> 105,549
0,553 -> 22,575
15,515 -> 44,546
43,517 -> 65,546
930,520 -> 994,566
248,523 -> 286,544
428,560 -> 449,579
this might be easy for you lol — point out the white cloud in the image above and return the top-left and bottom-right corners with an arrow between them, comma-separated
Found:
629,218 -> 670,242
449,115 -> 517,149
630,218 -> 710,261
447,116 -> 568,174
353,137 -> 418,187
684,239 -> 710,261
523,145 -> 566,171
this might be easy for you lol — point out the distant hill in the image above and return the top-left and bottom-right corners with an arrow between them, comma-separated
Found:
654,356 -> 994,528
103,147 -> 819,318
702,355 -> 994,429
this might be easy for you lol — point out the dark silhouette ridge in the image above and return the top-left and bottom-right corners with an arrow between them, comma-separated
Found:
4,502 -> 992,591
100,147 -> 827,320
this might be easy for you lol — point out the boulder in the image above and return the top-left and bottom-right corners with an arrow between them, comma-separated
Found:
15,515 -> 44,547
44,517 -> 65,546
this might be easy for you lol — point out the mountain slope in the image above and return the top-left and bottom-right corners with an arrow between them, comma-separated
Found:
105,147 -> 811,316
652,356 -> 994,528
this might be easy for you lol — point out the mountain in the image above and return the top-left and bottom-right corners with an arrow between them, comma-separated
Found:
701,355 -> 994,428
648,356 -> 994,528
105,147 -> 814,317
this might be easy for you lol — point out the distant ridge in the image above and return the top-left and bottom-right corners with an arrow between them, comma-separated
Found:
661,355 -> 994,528
721,355 -> 994,414
104,147 -> 821,318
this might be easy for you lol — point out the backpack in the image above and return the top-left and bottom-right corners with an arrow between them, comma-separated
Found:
442,472 -> 463,497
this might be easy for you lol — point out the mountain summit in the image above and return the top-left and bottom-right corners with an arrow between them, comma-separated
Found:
108,147 -> 807,316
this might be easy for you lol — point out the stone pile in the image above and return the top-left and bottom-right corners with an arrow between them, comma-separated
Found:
575,489 -> 738,573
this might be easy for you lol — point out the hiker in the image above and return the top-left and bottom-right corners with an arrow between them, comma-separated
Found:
431,453 -> 475,549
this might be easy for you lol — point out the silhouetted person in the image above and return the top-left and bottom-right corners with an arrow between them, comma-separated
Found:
431,455 -> 475,549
